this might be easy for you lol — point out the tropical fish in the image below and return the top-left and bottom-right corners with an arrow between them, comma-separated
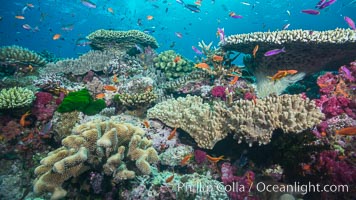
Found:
181,154 -> 193,166
176,0 -> 185,5
340,66 -> 355,81
282,23 -> 290,30
268,70 -> 297,81
96,93 -> 105,99
229,12 -> 243,19
143,28 -> 155,34
335,126 -> 356,136
52,34 -> 61,40
20,111 -> 31,127
252,45 -> 259,58
241,2 -> 251,6
264,47 -> 285,56
39,121 -> 52,136
81,0 -> 96,8
147,15 -> 154,20
103,85 -> 117,92
286,70 -> 298,74
229,75 -> 239,85
194,0 -> 202,6
206,155 -> 225,163
195,63 -> 210,70
75,38 -> 92,46
142,120 -> 150,128
15,15 -> 25,19
175,32 -> 183,38
315,0 -> 327,8
174,56 -> 181,63
167,127 -> 177,140
112,74 -> 118,83
61,24 -> 74,31
185,4 -> 200,13
301,9 -> 320,15
108,7 -> 114,14
192,46 -> 202,54
344,16 -> 356,30
286,10 -> 291,16
318,0 -> 337,9
165,174 -> 174,183
212,55 -> 223,62
22,24 -> 32,30
216,27 -> 225,42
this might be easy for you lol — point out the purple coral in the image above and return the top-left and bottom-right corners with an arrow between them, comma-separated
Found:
211,85 -> 227,100
31,92 -> 58,121
317,72 -> 338,95
90,172 -> 103,194
194,149 -> 207,164
221,162 -> 256,200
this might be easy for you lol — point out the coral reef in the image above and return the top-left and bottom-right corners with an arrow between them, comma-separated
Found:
0,45 -> 47,75
114,91 -> 157,109
31,92 -> 58,121
221,28 -> 356,75
148,94 -> 323,148
87,29 -> 159,51
0,87 -> 35,110
51,111 -> 80,142
153,50 -> 194,79
33,120 -> 158,200
159,145 -> 193,166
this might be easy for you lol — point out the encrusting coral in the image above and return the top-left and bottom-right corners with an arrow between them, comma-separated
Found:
33,120 -> 159,200
87,29 -> 159,51
0,87 -> 35,109
220,28 -> 356,75
147,94 -> 324,149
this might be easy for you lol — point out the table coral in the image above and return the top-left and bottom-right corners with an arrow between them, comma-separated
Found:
220,28 -> 356,75
87,29 -> 158,51
33,120 -> 158,200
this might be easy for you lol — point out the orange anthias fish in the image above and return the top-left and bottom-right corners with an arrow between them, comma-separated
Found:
252,45 -> 259,58
20,111 -> 31,127
229,75 -> 239,85
195,63 -> 210,70
286,70 -> 298,74
142,120 -> 150,128
194,0 -> 202,6
112,74 -> 118,83
147,15 -> 154,20
206,155 -> 225,163
167,127 -> 177,140
174,56 -> 181,63
52,34 -> 61,40
212,55 -> 224,62
96,93 -> 105,99
15,15 -> 25,19
181,154 -> 193,166
335,126 -> 356,136
165,174 -> 174,183
103,85 -> 117,92
268,70 -> 289,82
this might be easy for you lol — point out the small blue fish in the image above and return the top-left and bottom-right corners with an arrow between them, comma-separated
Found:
185,4 -> 200,13
39,121 -> 52,136
264,47 -> 286,56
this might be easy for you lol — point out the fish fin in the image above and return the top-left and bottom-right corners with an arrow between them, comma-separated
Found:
281,47 -> 286,52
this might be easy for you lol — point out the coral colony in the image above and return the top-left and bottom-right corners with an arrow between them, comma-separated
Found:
0,13 -> 355,200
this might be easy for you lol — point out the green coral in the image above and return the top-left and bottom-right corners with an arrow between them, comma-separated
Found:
57,89 -> 105,115
87,29 -> 158,51
0,87 -> 35,109
153,50 -> 194,79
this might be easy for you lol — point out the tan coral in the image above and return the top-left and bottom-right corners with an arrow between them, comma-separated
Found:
147,95 -> 228,149
33,120 -> 158,200
147,94 -> 324,149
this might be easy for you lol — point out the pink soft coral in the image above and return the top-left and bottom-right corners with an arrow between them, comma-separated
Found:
211,85 -> 227,100
31,92 -> 58,121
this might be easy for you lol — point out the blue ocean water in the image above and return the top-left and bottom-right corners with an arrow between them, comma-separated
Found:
0,0 -> 355,60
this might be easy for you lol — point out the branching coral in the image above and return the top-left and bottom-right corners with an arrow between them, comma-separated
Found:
0,87 -> 35,109
33,120 -> 158,200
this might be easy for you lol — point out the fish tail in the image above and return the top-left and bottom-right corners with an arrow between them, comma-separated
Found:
281,47 -> 286,52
